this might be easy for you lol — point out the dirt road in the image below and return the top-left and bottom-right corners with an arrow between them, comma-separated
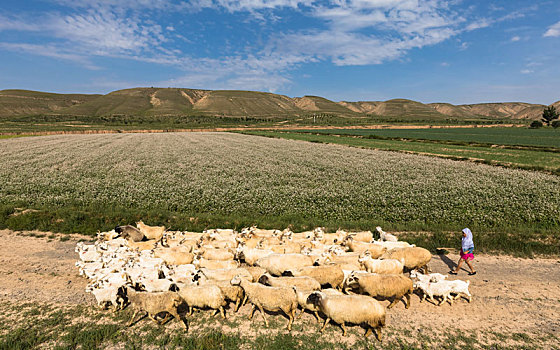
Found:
0,229 -> 558,348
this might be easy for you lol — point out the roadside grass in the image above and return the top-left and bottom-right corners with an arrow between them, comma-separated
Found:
0,203 -> 558,257
0,302 -> 551,350
241,131 -> 560,174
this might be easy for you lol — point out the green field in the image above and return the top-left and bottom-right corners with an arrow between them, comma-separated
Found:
1,132 -> 559,255
243,131 -> 560,174
293,127 -> 560,149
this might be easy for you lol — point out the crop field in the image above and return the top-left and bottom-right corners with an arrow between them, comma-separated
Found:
293,127 -> 560,149
1,132 -> 559,255
243,131 -> 560,174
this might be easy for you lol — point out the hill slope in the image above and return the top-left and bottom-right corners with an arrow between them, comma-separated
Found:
0,90 -> 100,117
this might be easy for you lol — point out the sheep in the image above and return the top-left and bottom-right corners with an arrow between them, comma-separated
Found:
414,280 -> 454,306
306,292 -> 386,340
244,266 -> 267,282
138,278 -> 176,293
266,242 -> 302,254
90,285 -> 125,311
194,257 -> 239,270
373,241 -> 414,249
195,267 -> 252,283
409,270 -> 448,283
128,239 -> 159,251
294,288 -> 343,322
115,225 -> 144,242
258,273 -> 321,292
153,247 -> 194,265
380,247 -> 431,272
125,288 -> 186,329
346,239 -> 387,258
235,245 -> 274,266
177,284 -> 227,318
351,273 -> 413,309
284,265 -> 345,290
376,226 -> 398,242
136,221 -> 165,241
230,275 -> 298,330
358,252 -> 404,275
214,280 -> 245,312
200,248 -> 235,261
256,253 -> 313,276
347,231 -> 374,243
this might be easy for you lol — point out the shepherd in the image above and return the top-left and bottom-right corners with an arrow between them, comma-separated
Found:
450,228 -> 476,275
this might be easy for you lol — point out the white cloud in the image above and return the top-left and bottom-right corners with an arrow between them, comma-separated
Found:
466,18 -> 490,31
441,62 -> 449,67
510,36 -> 520,42
520,69 -> 533,74
544,21 -> 560,37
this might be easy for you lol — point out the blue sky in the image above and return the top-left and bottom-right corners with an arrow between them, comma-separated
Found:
0,0 -> 559,104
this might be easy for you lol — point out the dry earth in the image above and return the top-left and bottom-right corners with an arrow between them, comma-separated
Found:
0,229 -> 559,349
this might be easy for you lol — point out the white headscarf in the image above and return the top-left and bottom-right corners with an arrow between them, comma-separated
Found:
461,228 -> 474,251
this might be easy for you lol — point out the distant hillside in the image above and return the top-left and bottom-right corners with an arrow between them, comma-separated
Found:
0,87 -> 556,122
0,90 -> 100,117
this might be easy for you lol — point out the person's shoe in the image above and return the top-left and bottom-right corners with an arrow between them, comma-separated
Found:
468,271 -> 477,275
449,271 -> 457,275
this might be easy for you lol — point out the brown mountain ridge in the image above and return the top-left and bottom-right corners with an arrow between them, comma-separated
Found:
0,87 -> 556,121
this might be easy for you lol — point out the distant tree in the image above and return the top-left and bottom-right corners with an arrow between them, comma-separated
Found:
542,106 -> 559,126
530,120 -> 543,129
552,120 -> 560,129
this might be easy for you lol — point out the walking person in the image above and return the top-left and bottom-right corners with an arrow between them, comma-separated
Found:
450,228 -> 476,275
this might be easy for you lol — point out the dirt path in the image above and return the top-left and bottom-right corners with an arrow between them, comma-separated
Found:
0,229 -> 559,348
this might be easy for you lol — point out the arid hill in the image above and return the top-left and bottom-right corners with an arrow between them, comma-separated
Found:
0,87 -> 556,121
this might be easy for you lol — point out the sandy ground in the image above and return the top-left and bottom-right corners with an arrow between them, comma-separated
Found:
0,229 -> 559,347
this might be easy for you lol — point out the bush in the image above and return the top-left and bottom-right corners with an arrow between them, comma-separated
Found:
530,120 -> 543,129
552,120 -> 560,129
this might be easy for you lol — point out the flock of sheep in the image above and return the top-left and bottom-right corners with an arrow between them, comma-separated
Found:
75,222 -> 472,341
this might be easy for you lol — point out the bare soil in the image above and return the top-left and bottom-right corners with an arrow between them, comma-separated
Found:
0,229 -> 559,348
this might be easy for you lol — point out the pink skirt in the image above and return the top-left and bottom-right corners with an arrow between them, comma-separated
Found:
460,248 -> 474,261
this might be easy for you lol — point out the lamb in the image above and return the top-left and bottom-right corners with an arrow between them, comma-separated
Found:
380,247 -> 431,272
256,253 -> 313,276
306,292 -> 386,340
284,265 -> 345,290
230,275 -> 298,330
351,273 -> 413,309
376,226 -> 398,242
414,280 -> 454,305
346,239 -> 387,258
177,284 -> 227,318
115,225 -> 144,242
258,273 -> 321,292
294,288 -> 342,322
358,252 -> 404,275
409,270 -> 448,283
136,221 -> 165,242
125,288 -> 186,329
437,279 -> 472,302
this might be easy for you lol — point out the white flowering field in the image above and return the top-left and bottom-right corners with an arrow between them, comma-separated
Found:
1,132 -> 559,245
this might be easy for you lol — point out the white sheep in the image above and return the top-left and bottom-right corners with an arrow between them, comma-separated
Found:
255,253 -> 313,276
376,226 -> 398,242
125,288 -> 186,329
358,252 -> 404,275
